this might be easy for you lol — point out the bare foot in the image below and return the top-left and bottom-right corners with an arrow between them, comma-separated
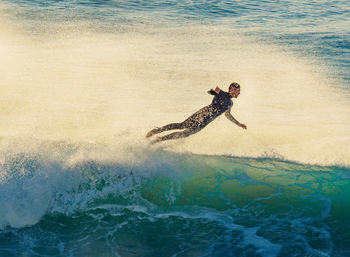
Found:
151,137 -> 162,144
146,131 -> 155,138
146,127 -> 161,138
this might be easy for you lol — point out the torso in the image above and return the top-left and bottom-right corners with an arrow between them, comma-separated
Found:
183,91 -> 233,129
211,91 -> 233,114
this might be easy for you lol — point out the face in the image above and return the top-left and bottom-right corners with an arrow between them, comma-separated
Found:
229,87 -> 240,98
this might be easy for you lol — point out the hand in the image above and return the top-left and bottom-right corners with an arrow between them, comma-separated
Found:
240,124 -> 247,129
214,86 -> 221,94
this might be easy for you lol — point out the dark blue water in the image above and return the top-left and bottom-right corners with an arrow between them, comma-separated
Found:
1,1 -> 350,256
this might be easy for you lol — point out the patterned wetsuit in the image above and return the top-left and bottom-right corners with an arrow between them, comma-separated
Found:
146,89 -> 233,142
183,90 -> 233,129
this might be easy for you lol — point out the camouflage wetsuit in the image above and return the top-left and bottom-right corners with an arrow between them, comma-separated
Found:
147,89 -> 233,142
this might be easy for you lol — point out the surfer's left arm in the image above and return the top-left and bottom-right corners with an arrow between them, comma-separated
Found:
224,109 -> 247,129
207,86 -> 221,95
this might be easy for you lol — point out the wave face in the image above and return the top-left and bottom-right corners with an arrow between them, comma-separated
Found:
0,142 -> 350,257
1,0 -> 350,256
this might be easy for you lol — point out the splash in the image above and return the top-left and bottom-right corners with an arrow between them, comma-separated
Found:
0,10 -> 349,165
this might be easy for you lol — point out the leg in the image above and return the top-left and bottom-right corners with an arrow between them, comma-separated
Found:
146,122 -> 185,137
151,127 -> 200,144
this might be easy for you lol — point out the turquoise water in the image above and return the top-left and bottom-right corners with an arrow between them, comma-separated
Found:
1,0 -> 350,256
1,146 -> 350,256
1,145 -> 349,256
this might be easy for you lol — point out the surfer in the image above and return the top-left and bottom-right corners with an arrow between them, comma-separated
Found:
146,82 -> 247,144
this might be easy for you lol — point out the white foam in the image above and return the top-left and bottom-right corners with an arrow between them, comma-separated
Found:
243,227 -> 282,257
0,16 -> 349,166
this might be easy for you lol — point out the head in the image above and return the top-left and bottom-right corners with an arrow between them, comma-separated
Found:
228,82 -> 241,98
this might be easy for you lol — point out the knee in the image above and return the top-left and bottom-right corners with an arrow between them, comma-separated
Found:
183,128 -> 198,137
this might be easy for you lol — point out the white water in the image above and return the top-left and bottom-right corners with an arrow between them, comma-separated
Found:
0,14 -> 350,166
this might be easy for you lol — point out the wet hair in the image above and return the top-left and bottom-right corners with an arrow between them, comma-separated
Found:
228,82 -> 240,91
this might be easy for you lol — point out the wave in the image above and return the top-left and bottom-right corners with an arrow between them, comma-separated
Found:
1,2 -> 350,256
1,140 -> 349,226
0,140 -> 349,256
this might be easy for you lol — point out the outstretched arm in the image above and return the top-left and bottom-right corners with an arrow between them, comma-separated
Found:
224,109 -> 247,129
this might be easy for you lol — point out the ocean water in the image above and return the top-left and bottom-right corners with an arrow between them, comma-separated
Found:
0,0 -> 350,256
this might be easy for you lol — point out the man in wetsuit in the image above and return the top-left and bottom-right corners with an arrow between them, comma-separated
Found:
146,82 -> 247,144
